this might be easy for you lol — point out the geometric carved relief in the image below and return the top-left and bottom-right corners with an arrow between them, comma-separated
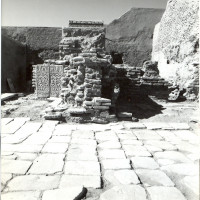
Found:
36,64 -> 50,98
50,65 -> 64,97
35,64 -> 64,98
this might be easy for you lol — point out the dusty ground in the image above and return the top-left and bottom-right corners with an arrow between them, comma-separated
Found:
1,93 -> 199,124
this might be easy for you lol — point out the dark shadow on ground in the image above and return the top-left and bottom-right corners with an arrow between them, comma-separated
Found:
115,95 -> 165,120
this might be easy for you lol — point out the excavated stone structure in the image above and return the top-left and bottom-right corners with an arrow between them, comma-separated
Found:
33,20 -> 170,123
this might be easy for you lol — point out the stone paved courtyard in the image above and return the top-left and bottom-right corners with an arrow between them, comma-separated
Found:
1,118 -> 199,200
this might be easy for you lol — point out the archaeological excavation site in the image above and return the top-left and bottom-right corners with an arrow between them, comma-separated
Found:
1,0 -> 199,200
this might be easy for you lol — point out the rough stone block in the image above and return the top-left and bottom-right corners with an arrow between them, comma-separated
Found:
123,145 -> 151,157
42,143 -> 68,153
99,149 -> 126,159
1,191 -> 40,200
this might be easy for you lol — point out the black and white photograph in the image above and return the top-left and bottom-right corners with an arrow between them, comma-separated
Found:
1,0 -> 199,199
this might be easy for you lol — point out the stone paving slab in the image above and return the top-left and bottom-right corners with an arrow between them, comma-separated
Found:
1,191 -> 41,200
1,119 -> 197,200
6,175 -> 60,191
1,159 -> 32,174
101,159 -> 131,170
131,157 -> 159,169
99,185 -> 147,200
104,170 -> 140,185
1,118 -> 14,126
135,169 -> 175,187
2,144 -> 43,153
42,186 -> 86,200
28,154 -> 65,174
134,130 -> 163,140
147,186 -> 187,200
168,123 -> 190,130
123,145 -> 151,157
67,148 -> 98,161
48,136 -> 71,143
59,175 -> 101,188
1,174 -> 12,186
1,118 -> 30,134
97,141 -> 121,149
154,151 -> 191,163
123,122 -> 146,129
42,143 -> 68,153
99,149 -> 126,160
64,161 -> 100,176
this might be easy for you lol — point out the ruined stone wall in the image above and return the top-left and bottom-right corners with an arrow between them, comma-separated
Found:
152,0 -> 199,100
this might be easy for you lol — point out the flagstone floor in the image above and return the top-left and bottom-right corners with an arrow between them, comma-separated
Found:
1,118 -> 199,200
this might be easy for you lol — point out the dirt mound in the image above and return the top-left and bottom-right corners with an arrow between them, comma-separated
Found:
105,8 -> 164,67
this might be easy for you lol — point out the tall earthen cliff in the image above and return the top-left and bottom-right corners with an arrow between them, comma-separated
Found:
106,8 -> 164,67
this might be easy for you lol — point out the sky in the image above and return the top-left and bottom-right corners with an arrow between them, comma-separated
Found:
1,0 -> 168,27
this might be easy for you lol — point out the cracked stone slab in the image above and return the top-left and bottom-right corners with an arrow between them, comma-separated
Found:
147,186 -> 187,200
48,136 -> 71,143
135,169 -> 174,187
99,149 -> 126,160
154,151 -> 191,163
99,185 -> 147,200
42,143 -> 68,153
101,159 -> 131,170
2,159 -> 32,174
123,122 -> 146,129
65,161 -> 100,176
28,154 -> 65,174
123,145 -> 151,157
67,148 -> 98,161
1,191 -> 40,200
42,186 -> 87,200
6,175 -> 60,191
60,175 -> 101,188
2,144 -> 43,153
161,163 -> 199,177
98,141 -> 121,149
131,157 -> 159,169
134,130 -> 163,140
71,138 -> 97,146
104,170 -> 140,185
144,140 -> 177,151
